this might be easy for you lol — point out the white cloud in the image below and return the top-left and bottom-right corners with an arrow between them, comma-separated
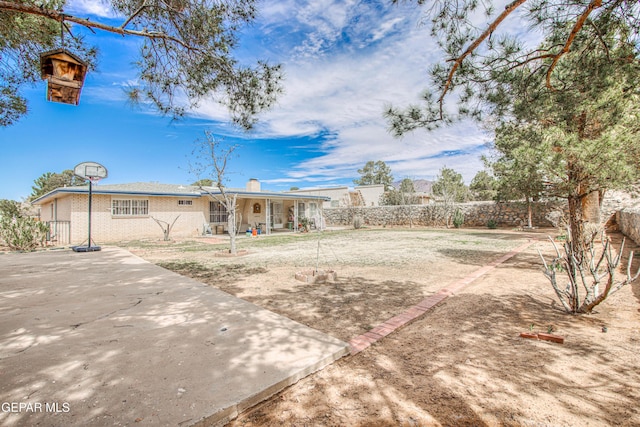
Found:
198,1 -> 497,186
370,17 -> 405,42
66,0 -> 117,18
211,1 -> 486,183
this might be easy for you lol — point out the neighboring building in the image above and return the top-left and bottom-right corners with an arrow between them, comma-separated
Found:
287,184 -> 385,208
32,179 -> 328,245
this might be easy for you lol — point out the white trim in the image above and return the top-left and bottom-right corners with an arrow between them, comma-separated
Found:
111,198 -> 149,217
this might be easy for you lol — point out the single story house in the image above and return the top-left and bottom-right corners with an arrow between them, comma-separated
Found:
286,184 -> 385,208
32,179 -> 329,245
286,184 -> 433,207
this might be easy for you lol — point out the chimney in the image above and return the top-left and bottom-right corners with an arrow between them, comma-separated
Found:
246,178 -> 261,192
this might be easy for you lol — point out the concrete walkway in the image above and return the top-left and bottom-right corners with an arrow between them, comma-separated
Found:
0,247 -> 348,426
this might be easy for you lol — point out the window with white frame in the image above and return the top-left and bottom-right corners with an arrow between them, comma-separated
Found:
297,202 -> 319,218
308,202 -> 318,219
112,199 -> 149,216
209,201 -> 228,223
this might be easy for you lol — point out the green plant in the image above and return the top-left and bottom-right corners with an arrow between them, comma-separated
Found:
0,216 -> 49,251
452,209 -> 464,228
487,219 -> 498,229
299,217 -> 310,232
353,215 -> 363,230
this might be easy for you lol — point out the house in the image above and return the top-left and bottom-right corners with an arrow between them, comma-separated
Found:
32,179 -> 328,245
286,184 -> 385,208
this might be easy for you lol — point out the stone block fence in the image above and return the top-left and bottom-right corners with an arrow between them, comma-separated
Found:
324,201 -> 568,228
324,195 -> 640,245
617,208 -> 640,246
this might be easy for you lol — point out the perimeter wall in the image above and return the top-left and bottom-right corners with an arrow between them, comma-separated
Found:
617,208 -> 640,246
325,196 -> 640,245
324,201 -> 567,228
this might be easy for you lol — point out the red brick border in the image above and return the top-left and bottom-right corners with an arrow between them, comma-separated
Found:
349,240 -> 534,355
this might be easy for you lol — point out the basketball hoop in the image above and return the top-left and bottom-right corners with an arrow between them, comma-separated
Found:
72,161 -> 108,253
74,161 -> 108,182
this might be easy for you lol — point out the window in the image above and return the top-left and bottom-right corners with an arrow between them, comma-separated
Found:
298,202 -> 318,218
178,200 -> 193,206
308,202 -> 318,219
209,201 -> 228,223
112,199 -> 149,216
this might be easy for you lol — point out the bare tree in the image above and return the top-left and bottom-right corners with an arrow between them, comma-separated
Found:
190,130 -> 240,254
539,234 -> 640,314
151,215 -> 180,241
341,192 -> 363,229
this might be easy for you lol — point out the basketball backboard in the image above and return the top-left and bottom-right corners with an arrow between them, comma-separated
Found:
74,161 -> 108,181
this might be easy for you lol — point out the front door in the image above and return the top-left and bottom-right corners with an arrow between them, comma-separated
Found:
270,201 -> 284,229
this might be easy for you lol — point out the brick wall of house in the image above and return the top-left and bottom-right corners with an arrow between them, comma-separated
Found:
68,194 -> 209,244
39,197 -> 73,222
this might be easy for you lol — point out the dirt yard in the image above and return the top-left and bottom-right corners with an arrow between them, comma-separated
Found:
120,227 -> 640,426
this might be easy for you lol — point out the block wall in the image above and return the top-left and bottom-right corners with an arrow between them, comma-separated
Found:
324,201 -> 569,228
617,208 -> 640,246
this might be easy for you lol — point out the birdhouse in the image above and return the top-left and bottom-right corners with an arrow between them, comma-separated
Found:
40,48 -> 88,105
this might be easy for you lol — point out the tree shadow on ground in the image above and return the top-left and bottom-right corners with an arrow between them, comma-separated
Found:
232,292 -> 640,426
156,261 -> 268,287
395,293 -> 640,426
220,276 -> 428,342
158,261 -> 432,342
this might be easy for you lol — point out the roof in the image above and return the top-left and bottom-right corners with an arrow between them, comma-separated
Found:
31,182 -> 330,205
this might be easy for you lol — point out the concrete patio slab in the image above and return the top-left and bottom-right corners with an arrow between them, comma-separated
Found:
0,247 -> 349,426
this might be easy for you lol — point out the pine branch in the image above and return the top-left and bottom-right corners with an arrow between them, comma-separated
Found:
438,0 -> 528,118
120,2 -> 150,30
546,0 -> 603,90
0,1 -> 194,50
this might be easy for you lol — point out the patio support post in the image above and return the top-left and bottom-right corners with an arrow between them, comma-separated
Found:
265,198 -> 270,235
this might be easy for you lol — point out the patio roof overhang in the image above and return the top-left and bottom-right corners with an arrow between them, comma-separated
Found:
31,185 -> 330,205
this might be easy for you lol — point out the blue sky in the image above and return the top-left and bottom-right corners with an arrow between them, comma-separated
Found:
0,0 -> 498,201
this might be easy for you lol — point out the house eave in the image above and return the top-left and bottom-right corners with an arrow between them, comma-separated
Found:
32,186 -> 331,205
31,187 -> 202,205
204,190 -> 330,202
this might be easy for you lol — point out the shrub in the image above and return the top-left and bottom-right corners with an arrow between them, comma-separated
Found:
452,209 -> 464,228
299,217 -> 310,232
0,216 -> 49,251
487,219 -> 498,229
353,215 -> 363,229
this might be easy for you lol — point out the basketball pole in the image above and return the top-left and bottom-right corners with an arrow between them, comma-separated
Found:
87,178 -> 93,249
71,161 -> 107,253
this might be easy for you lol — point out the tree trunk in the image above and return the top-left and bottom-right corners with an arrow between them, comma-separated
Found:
567,193 -> 586,264
526,195 -> 533,228
227,194 -> 238,254
582,189 -> 601,224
